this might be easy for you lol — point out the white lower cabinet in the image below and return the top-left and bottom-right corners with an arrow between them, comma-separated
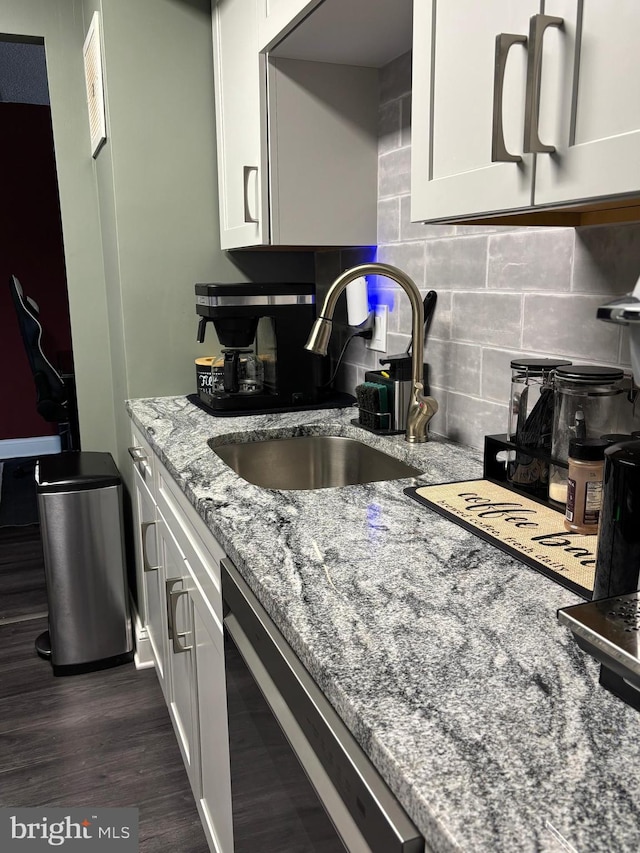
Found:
129,426 -> 166,678
136,485 -> 169,701
191,582 -> 234,853
129,425 -> 233,853
157,517 -> 200,789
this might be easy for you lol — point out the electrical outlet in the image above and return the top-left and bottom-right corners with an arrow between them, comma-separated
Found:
366,305 -> 388,352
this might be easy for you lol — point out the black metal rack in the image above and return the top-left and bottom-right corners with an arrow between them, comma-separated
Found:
483,433 -> 568,510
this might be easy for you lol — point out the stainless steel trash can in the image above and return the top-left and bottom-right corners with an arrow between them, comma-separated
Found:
35,451 -> 133,676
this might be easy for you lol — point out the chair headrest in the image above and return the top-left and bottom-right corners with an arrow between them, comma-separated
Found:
9,274 -> 68,419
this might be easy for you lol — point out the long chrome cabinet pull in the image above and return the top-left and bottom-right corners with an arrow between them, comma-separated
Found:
128,446 -> 147,464
523,14 -> 564,153
128,445 -> 151,478
167,580 -> 192,654
242,165 -> 259,223
141,521 -> 160,573
166,578 -> 181,641
492,32 -> 527,162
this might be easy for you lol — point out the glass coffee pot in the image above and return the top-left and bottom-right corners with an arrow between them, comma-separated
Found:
211,349 -> 264,395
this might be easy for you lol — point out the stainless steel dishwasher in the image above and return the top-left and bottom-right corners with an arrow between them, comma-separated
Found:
221,557 -> 423,853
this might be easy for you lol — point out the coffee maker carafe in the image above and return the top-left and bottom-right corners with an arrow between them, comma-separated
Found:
212,349 -> 264,395
195,282 -> 328,414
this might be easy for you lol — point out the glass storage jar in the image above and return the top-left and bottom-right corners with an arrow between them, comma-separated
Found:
549,365 -> 626,506
507,358 -> 571,495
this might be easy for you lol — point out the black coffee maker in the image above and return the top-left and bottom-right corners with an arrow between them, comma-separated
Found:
592,439 -> 640,599
195,282 -> 329,415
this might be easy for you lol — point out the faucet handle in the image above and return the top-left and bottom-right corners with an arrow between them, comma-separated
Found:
415,382 -> 438,413
406,381 -> 438,443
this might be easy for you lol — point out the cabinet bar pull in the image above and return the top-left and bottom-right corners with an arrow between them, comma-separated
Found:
167,581 -> 192,654
166,578 -> 181,641
492,32 -> 527,162
141,521 -> 159,573
129,445 -> 151,478
128,446 -> 147,464
523,14 -> 564,153
242,165 -> 259,223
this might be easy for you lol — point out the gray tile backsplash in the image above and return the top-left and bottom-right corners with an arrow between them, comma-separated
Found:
487,230 -> 573,291
377,197 -> 400,244
573,227 -> 640,294
379,147 -> 411,198
425,235 -> 488,290
521,293 -> 622,362
379,51 -> 411,103
451,291 -> 523,347
315,53 -> 640,450
379,100 -> 401,154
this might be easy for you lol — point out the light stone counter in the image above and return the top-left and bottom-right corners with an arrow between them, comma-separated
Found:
127,395 -> 640,853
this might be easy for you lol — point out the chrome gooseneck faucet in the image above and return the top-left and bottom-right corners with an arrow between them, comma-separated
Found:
305,263 -> 438,443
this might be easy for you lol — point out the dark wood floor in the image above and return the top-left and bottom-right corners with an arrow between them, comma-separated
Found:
0,524 -> 208,852
0,524 -> 48,623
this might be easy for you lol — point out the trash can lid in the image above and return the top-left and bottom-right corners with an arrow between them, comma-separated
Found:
36,451 -> 121,493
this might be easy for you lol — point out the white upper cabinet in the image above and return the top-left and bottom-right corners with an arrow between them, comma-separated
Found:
412,0 -> 640,224
212,0 -> 410,249
212,0 -> 267,248
257,0 -> 322,52
412,0 -> 539,222
535,0 -> 640,207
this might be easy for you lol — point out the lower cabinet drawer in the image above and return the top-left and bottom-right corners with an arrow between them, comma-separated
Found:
156,465 -> 224,629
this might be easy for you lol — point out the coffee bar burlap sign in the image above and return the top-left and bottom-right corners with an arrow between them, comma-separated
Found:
405,479 -> 596,598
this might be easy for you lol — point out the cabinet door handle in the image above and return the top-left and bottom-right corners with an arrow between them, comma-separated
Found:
141,521 -> 160,573
167,579 -> 192,654
523,14 -> 564,153
128,445 -> 152,477
128,445 -> 147,463
166,578 -> 181,640
491,33 -> 527,162
243,165 -> 259,223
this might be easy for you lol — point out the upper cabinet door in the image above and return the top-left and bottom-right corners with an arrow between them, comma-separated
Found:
535,0 -> 640,207
212,0 -> 268,249
411,0 -> 540,223
257,0 -> 322,51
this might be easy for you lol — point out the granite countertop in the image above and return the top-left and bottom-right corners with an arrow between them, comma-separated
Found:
127,396 -> 640,853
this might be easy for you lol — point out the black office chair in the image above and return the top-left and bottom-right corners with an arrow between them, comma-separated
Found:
9,274 -> 79,451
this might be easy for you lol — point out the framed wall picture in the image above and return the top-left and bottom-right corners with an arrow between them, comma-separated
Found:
83,11 -> 107,157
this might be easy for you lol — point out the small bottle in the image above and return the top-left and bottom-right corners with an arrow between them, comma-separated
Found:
564,438 -> 608,534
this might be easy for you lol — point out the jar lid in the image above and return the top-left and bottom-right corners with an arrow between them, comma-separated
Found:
510,357 -> 572,371
555,365 -> 624,382
568,438 -> 608,461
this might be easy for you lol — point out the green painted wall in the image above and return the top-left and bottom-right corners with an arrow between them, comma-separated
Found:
79,0 -> 246,482
2,0 -> 315,487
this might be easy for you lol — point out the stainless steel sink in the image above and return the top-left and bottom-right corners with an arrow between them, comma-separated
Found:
209,434 -> 422,490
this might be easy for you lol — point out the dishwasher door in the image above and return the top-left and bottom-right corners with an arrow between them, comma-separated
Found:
221,557 -> 424,853
223,626 -> 347,852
